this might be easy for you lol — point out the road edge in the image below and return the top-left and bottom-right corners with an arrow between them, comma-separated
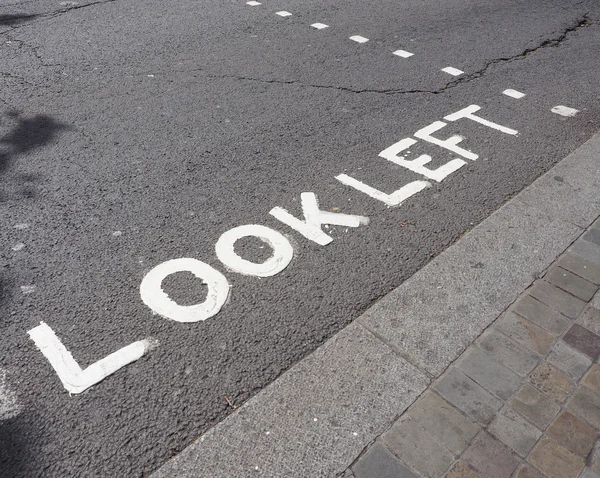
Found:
152,132 -> 600,478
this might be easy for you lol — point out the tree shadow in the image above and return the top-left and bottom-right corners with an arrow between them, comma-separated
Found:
0,14 -> 38,27
0,111 -> 74,200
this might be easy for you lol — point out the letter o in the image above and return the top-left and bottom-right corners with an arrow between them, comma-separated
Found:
140,258 -> 230,322
215,224 -> 293,277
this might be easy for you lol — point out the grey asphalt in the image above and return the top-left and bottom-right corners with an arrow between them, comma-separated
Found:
1,0 -> 599,476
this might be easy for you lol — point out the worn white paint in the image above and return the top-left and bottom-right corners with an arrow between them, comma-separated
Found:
551,105 -> 579,117
215,225 -> 293,277
445,105 -> 518,135
441,67 -> 464,76
414,121 -> 478,161
311,23 -> 329,29
246,1 -> 261,5
0,369 -> 20,420
140,258 -> 230,322
275,11 -> 292,17
379,137 -> 466,182
112,231 -> 122,237
503,89 -> 525,99
12,242 -> 25,251
27,322 -> 153,394
14,223 -> 29,230
335,174 -> 431,207
393,50 -> 414,58
269,193 -> 369,246
20,285 -> 35,294
349,35 -> 369,43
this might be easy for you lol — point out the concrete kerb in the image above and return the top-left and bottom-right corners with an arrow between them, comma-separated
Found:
153,132 -> 600,478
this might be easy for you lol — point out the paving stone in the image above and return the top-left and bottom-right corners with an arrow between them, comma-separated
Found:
545,266 -> 599,302
476,330 -> 539,375
547,411 -> 598,457
495,312 -> 556,356
515,464 -> 544,478
584,229 -> 600,247
584,365 -> 600,395
529,280 -> 587,319
433,368 -> 503,425
569,241 -> 600,268
488,407 -> 542,457
382,417 -> 453,478
547,341 -> 593,380
510,383 -> 561,428
581,468 -> 600,478
462,432 -> 519,478
445,460 -> 480,478
563,324 -> 600,359
529,363 -> 575,403
406,391 -> 480,455
590,441 -> 600,474
579,307 -> 600,336
568,386 -> 600,429
594,291 -> 600,310
352,443 -> 417,478
455,348 -> 521,400
557,254 -> 600,285
529,436 -> 585,478
512,294 -> 572,335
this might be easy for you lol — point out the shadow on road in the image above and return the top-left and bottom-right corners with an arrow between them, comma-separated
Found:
0,14 -> 38,27
0,111 -> 73,200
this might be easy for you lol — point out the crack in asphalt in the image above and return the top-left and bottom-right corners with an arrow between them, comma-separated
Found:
0,0 -> 116,34
208,13 -> 591,96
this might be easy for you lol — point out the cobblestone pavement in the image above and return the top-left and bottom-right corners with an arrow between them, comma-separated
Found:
348,218 -> 600,478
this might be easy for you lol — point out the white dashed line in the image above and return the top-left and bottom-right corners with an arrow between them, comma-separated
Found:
551,105 -> 579,117
349,35 -> 369,43
311,23 -> 329,30
275,11 -> 292,17
246,1 -> 261,5
441,67 -> 464,76
12,243 -> 25,251
393,49 -> 414,58
503,89 -> 526,99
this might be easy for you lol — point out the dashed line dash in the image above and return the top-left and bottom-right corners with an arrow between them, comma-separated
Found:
551,105 -> 579,117
503,89 -> 526,99
311,23 -> 329,30
275,11 -> 292,17
349,35 -> 369,44
393,49 -> 414,58
246,1 -> 261,5
441,67 -> 464,76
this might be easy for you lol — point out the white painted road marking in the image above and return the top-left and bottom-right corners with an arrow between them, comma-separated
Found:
503,89 -> 526,99
393,49 -> 414,58
215,225 -> 293,277
441,67 -> 464,76
141,258 -> 230,322
414,121 -> 478,160
379,137 -> 466,182
276,11 -> 292,17
27,322 -> 154,394
0,369 -> 20,420
349,35 -> 369,44
444,105 -> 519,135
246,1 -> 261,5
551,105 -> 579,117
335,174 -> 431,207
269,192 -> 369,246
311,23 -> 329,30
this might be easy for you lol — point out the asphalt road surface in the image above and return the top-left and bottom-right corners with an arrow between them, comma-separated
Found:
1,0 -> 599,475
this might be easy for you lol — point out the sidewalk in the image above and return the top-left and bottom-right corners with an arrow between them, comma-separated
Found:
153,132 -> 600,478
348,223 -> 600,478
